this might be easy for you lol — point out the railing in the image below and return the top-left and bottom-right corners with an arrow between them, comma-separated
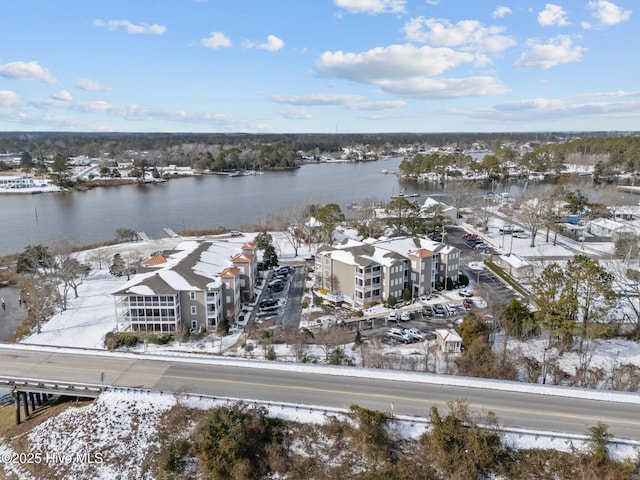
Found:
0,376 -> 104,398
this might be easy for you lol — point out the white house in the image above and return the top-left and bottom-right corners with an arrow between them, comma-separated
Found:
435,328 -> 463,353
588,218 -> 639,239
420,197 -> 458,223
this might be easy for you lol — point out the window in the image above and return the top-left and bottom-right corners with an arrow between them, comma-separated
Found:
226,295 -> 231,303
190,306 -> 197,315
190,291 -> 196,300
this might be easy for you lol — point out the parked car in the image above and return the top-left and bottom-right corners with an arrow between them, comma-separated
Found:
422,305 -> 434,317
260,298 -> 279,309
386,328 -> 412,343
463,299 -> 474,310
433,304 -> 447,317
406,328 -> 427,341
400,311 -> 412,321
275,266 -> 293,275
474,241 -> 491,250
230,230 -> 242,237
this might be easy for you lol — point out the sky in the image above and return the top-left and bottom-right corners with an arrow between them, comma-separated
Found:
0,0 -> 636,133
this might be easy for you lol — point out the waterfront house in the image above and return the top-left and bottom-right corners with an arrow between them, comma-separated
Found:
0,175 -> 37,189
112,239 -> 257,333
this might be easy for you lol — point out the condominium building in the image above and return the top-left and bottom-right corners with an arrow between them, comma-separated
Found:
112,239 -> 257,333
315,236 -> 460,308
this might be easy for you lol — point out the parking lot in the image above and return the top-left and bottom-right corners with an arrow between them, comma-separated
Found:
253,264 -> 306,329
349,299 -> 473,346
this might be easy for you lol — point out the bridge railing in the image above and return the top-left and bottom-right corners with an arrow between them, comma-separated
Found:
0,376 -> 104,398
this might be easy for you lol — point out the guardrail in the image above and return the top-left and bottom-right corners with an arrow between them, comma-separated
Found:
0,376 -> 104,398
106,386 -> 640,462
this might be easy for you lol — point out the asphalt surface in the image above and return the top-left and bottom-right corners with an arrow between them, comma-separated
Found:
2,345 -> 639,441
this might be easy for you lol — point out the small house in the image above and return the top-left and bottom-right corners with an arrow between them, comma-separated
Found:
435,328 -> 463,353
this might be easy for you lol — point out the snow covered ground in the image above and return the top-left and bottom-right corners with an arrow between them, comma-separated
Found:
5,228 -> 640,467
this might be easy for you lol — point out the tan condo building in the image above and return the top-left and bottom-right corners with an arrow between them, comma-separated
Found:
315,236 -> 460,308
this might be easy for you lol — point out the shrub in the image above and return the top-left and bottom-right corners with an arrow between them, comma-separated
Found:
104,332 -> 139,350
148,333 -> 172,345
195,403 -> 286,480
266,346 -> 277,361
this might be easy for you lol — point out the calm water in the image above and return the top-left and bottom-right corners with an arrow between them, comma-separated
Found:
2,158 -> 638,257
0,158 -> 427,256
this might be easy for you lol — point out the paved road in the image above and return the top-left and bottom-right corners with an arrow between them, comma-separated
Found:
281,265 -> 305,329
2,345 -> 639,440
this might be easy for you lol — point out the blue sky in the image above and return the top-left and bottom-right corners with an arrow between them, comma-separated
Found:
0,0 -> 636,133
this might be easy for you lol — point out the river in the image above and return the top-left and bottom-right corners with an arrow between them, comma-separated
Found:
1,157 -> 638,257
1,158 -> 418,256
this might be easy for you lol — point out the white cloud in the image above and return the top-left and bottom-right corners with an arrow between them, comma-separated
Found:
376,76 -> 508,98
538,4 -> 570,27
52,90 -> 73,102
271,93 -> 365,106
257,35 -> 284,52
279,109 -> 312,119
403,18 -> 516,53
575,89 -> 640,98
347,100 -> 406,110
588,0 -> 631,25
0,61 -> 57,84
76,78 -> 112,91
514,35 -> 584,69
334,0 -> 406,15
316,43 -> 508,98
200,32 -> 232,49
273,95 -> 405,112
0,90 -> 20,107
317,44 -> 477,82
425,0 -> 439,5
490,96 -> 640,121
493,6 -> 512,19
93,19 -> 167,35
581,21 -> 593,29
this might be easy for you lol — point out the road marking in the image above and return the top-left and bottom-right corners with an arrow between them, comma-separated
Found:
160,373 -> 639,427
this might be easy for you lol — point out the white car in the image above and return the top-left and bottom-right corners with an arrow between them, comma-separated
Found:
387,311 -> 398,322
400,311 -> 412,321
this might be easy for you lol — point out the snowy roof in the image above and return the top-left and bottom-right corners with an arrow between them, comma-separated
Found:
498,254 -> 531,269
435,328 -> 462,343
421,197 -> 455,212
113,238 -> 254,296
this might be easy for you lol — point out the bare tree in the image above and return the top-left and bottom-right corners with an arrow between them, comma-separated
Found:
56,251 -> 91,310
274,205 -> 308,258
23,276 -> 60,334
88,248 -> 109,270
516,195 -> 549,248
353,197 -> 385,239
446,180 -> 474,217
282,327 -> 312,362
314,326 -> 354,363
473,196 -> 494,233
361,337 -> 388,368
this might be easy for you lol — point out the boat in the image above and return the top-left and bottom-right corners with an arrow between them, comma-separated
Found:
381,169 -> 389,174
